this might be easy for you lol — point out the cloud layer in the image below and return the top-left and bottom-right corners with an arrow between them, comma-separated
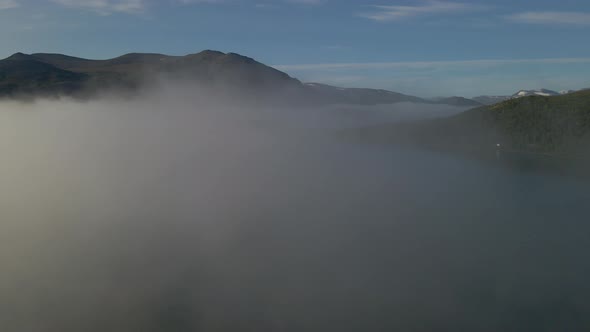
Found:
0,0 -> 18,10
506,11 -> 590,26
274,57 -> 590,71
51,0 -> 146,15
360,1 -> 482,22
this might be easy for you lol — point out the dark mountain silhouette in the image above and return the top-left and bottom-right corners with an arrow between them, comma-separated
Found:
0,50 -> 303,101
0,50 -> 464,107
0,53 -> 89,97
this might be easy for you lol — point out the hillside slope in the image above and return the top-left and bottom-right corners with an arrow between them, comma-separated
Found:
350,90 -> 590,158
0,53 -> 88,97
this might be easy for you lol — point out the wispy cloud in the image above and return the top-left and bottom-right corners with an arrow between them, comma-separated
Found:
177,0 -> 226,3
179,0 -> 323,5
0,0 -> 18,10
506,11 -> 590,26
51,0 -> 146,15
287,0 -> 324,4
360,0 -> 482,22
274,57 -> 590,71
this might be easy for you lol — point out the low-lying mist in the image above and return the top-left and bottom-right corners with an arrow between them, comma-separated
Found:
1,83 -> 590,332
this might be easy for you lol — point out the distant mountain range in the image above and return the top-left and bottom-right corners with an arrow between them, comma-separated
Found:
303,84 -> 486,107
303,83 -> 426,105
0,50 -> 503,108
0,50 -> 586,111
1,51 -> 418,105
430,96 -> 483,107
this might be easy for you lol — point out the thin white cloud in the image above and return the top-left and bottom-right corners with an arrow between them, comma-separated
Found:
180,0 -> 322,5
0,0 -> 18,10
288,0 -> 323,4
360,0 -> 482,22
506,11 -> 590,26
273,57 -> 590,71
177,0 -> 225,3
51,0 -> 146,15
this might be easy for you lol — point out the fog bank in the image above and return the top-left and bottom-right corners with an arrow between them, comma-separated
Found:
1,86 -> 590,332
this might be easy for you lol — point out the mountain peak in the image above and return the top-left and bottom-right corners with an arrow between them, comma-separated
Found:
200,49 -> 225,55
188,50 -> 225,59
5,52 -> 33,61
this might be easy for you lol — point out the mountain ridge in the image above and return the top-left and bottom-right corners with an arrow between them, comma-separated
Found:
3,50 -> 581,109
0,50 -> 482,107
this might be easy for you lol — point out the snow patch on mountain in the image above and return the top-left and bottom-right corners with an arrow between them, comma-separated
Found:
511,89 -> 559,98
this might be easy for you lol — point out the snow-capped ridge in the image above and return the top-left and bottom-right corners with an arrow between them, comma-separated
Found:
511,89 -> 559,99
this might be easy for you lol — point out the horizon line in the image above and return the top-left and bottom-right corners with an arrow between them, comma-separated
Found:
272,57 -> 590,71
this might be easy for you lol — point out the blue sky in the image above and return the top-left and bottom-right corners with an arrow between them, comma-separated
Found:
1,0 -> 589,97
